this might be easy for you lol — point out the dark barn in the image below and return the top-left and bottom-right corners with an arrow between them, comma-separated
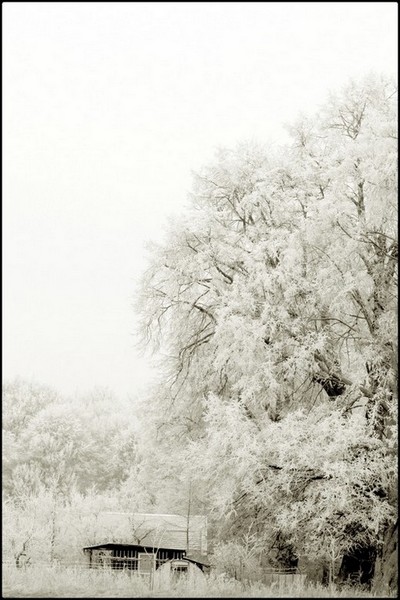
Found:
83,542 -> 187,572
82,512 -> 208,573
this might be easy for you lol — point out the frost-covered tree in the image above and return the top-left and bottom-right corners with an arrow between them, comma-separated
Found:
2,380 -> 140,497
2,379 -> 154,566
137,74 -> 397,588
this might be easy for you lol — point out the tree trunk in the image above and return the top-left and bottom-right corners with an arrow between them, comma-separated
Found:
372,520 -> 398,595
186,481 -> 192,554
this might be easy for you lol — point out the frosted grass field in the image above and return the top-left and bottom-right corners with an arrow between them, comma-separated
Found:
2,564 -> 395,598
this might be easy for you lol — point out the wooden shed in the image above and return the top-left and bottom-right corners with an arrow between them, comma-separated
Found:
82,512 -> 208,573
83,542 -> 186,572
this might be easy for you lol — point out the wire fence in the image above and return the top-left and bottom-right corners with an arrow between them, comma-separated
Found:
1,560 -> 312,600
2,560 -> 150,572
2,559 -> 306,585
262,572 -> 307,587
3,560 -> 301,571
2,557 -> 178,571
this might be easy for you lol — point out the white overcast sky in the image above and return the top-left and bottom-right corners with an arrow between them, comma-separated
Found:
3,2 -> 398,400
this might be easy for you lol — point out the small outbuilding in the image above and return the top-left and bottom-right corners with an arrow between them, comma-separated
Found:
83,542 -> 186,572
153,556 -> 209,589
82,512 -> 208,574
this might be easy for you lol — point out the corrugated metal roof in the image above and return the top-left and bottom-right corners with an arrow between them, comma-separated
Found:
185,552 -> 210,567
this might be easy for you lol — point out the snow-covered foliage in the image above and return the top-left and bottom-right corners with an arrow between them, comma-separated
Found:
3,380 -> 141,497
137,75 -> 397,572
